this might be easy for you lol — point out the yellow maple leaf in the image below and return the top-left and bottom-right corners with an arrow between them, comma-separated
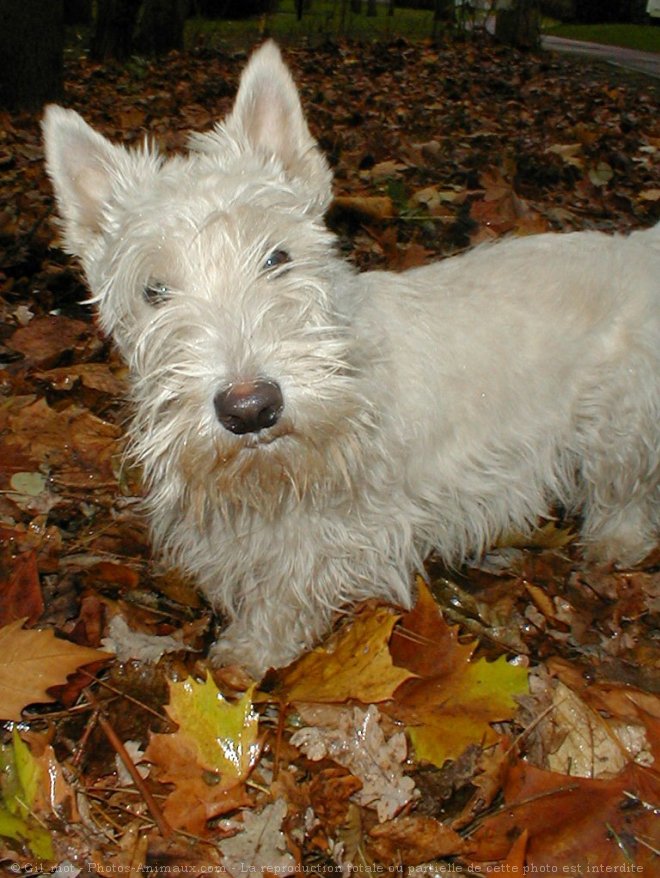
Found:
146,675 -> 261,785
0,619 -> 111,721
144,675 -> 261,833
388,583 -> 528,766
277,605 -> 416,704
403,655 -> 528,766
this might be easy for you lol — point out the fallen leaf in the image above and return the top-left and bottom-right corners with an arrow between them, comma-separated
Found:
278,605 -> 415,704
35,362 -> 127,396
0,729 -> 54,860
0,620 -> 111,720
220,799 -> 296,877
144,675 -> 261,832
0,550 -> 43,627
543,681 -> 651,777
545,142 -> 584,168
147,675 -> 261,782
291,703 -> 415,822
331,195 -> 395,220
6,397 -> 122,489
589,161 -> 614,187
388,583 -> 528,766
368,814 -> 464,865
6,315 -> 92,368
466,760 -> 659,870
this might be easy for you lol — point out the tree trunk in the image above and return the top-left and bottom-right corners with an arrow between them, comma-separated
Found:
367,0 -> 377,15
433,0 -> 454,22
134,0 -> 186,55
495,0 -> 541,49
0,0 -> 64,109
432,0 -> 454,39
91,0 -> 140,60
64,0 -> 92,25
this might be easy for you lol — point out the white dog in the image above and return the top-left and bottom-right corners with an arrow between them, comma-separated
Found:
43,42 -> 660,675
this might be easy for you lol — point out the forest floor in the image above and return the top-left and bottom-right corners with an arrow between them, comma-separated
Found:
0,36 -> 659,874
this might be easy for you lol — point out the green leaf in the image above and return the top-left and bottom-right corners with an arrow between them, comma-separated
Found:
12,728 -> 39,811
0,730 -> 54,860
165,675 -> 261,781
9,471 -> 47,497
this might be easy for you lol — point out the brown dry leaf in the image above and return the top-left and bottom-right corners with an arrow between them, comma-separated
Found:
465,759 -> 659,869
157,776 -> 252,835
290,703 -> 415,822
35,362 -> 127,396
308,766 -> 363,831
548,657 -> 660,722
0,619 -> 111,720
390,578 -> 475,677
502,827 -> 529,870
546,142 -> 584,168
368,814 -> 464,866
0,549 -> 43,626
541,681 -> 651,777
452,739 -> 514,831
278,605 -> 415,704
501,520 -> 576,550
331,195 -> 395,221
6,397 -> 122,488
6,315 -> 92,365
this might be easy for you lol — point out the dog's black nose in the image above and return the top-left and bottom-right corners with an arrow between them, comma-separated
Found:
214,380 -> 284,435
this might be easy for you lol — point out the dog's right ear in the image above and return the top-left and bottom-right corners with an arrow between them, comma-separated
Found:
192,41 -> 333,215
42,106 -> 130,257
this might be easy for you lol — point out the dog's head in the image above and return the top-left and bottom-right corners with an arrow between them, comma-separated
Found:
43,43 -> 376,511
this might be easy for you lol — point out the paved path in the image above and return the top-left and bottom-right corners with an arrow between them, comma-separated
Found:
542,34 -> 660,79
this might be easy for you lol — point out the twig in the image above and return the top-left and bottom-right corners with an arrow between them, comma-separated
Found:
83,687 -> 172,839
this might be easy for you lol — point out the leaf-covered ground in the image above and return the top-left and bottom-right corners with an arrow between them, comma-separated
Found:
0,38 -> 659,874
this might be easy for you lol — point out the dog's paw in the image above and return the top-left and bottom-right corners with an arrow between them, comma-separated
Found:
582,520 -> 657,568
208,627 -> 306,679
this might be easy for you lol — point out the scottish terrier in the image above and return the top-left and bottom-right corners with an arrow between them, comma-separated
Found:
43,42 -> 660,675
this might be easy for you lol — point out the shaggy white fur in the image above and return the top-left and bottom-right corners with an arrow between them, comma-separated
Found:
43,42 -> 660,675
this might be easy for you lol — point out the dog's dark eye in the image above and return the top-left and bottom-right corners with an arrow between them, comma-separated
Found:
263,249 -> 291,273
143,281 -> 171,306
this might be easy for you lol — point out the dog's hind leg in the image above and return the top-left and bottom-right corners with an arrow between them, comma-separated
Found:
576,357 -> 660,565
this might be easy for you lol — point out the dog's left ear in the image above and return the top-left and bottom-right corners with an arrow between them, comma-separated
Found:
42,106 -> 159,259
197,41 -> 333,213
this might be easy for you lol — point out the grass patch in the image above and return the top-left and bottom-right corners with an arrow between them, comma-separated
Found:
185,0 -> 441,48
544,23 -> 660,54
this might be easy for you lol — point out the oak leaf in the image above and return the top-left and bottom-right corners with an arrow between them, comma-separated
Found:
291,703 -> 415,822
220,799 -> 296,877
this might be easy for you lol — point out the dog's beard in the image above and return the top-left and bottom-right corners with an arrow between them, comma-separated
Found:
129,380 -> 376,525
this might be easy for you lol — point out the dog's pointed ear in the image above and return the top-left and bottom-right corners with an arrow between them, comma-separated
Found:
42,106 -> 125,256
226,41 -> 332,212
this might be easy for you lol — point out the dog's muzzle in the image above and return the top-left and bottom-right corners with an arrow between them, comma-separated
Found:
214,379 -> 284,435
